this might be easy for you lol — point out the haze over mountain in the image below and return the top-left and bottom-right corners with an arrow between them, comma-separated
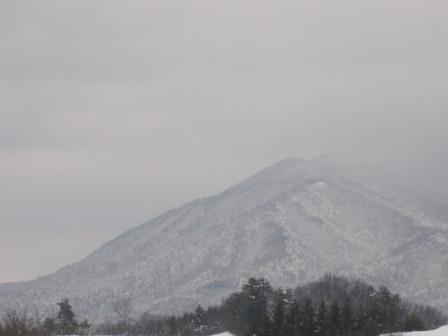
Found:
1,156 -> 448,321
3,0 -> 448,286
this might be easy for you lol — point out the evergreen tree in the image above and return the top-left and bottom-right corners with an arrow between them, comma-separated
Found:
272,290 -> 286,336
167,315 -> 178,336
315,301 -> 329,336
222,292 -> 247,335
284,300 -> 301,336
56,299 -> 78,335
353,304 -> 369,336
192,305 -> 206,335
329,301 -> 341,336
302,297 -> 316,336
32,274 -> 445,336
241,278 -> 272,336
404,313 -> 425,332
365,301 -> 385,336
340,298 -> 353,336
376,286 -> 402,333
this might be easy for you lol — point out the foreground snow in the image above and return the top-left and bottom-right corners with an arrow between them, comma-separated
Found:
212,327 -> 448,336
382,325 -> 448,336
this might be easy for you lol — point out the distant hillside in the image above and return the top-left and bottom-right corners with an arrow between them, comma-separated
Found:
1,157 -> 448,320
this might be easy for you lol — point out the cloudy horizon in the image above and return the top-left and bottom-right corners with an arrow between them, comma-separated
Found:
1,0 -> 448,283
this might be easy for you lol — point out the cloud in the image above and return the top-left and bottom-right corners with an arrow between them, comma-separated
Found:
1,0 -> 448,282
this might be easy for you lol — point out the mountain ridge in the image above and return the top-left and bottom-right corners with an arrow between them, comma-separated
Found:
1,157 -> 448,321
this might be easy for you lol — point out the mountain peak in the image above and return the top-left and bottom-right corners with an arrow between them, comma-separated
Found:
1,158 -> 448,319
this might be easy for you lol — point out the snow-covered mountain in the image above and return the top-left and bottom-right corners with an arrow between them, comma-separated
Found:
1,157 -> 448,320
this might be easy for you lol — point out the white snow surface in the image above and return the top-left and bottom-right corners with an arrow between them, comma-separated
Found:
1,157 -> 448,320
210,333 -> 234,336
214,326 -> 448,336
217,327 -> 448,336
383,325 -> 448,336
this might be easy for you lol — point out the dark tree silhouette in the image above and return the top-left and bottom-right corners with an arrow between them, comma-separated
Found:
56,299 -> 78,335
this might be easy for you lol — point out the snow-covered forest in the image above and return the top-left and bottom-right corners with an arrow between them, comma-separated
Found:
1,275 -> 445,336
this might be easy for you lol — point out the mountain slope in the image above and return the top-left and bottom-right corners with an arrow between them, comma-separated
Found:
1,158 -> 448,320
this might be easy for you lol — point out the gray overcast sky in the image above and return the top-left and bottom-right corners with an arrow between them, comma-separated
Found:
1,0 -> 447,283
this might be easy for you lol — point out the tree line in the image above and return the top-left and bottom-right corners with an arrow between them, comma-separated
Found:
0,275 -> 446,336
0,299 -> 90,336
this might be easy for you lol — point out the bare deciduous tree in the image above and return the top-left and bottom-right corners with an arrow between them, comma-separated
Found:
3,306 -> 28,336
111,297 -> 133,334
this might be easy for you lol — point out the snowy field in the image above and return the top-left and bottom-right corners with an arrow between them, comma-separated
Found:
382,325 -> 448,336
212,326 -> 448,336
